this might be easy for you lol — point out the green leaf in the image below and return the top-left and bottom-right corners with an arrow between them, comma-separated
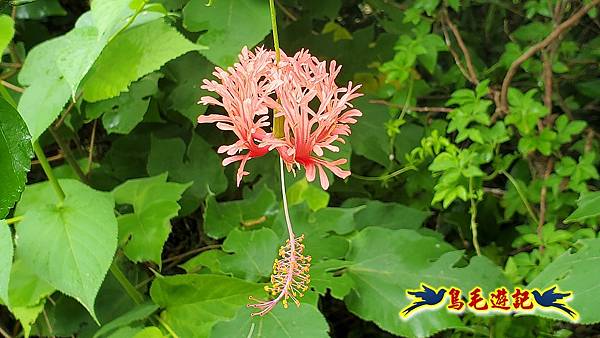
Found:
94,302 -> 159,338
7,260 -> 55,338
83,19 -> 201,102
180,249 -> 227,274
220,228 -> 279,281
150,274 -> 263,338
203,185 -> 277,239
287,179 -> 330,211
527,238 -> 600,323
86,73 -> 162,134
133,327 -> 164,338
183,0 -> 271,66
565,191 -> 600,223
15,0 -> 67,19
0,14 -> 15,53
147,133 -> 227,215
17,36 -> 72,141
112,173 -> 191,265
310,259 -> 354,300
0,97 -> 32,218
349,96 -> 391,166
15,179 -> 118,320
165,53 -> 213,122
343,227 -> 510,337
0,221 -> 13,306
350,200 -> 430,230
211,303 -> 330,338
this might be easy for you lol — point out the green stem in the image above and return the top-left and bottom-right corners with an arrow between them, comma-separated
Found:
351,164 -> 417,181
0,83 -> 16,107
501,170 -> 539,224
398,75 -> 414,122
48,128 -> 88,183
111,0 -> 147,41
33,140 -> 66,202
468,177 -> 482,256
269,0 -> 284,139
5,215 -> 23,225
156,316 -> 180,338
109,262 -> 144,305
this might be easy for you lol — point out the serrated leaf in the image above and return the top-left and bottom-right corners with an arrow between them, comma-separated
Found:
150,274 -> 263,338
0,15 -> 14,53
183,0 -> 271,66
211,303 -> 330,338
165,53 -> 213,122
147,133 -> 227,215
203,185 -> 277,239
94,302 -> 159,338
83,19 -> 201,102
112,173 -> 191,265
565,191 -> 600,223
219,228 -> 279,281
527,238 -> 600,324
86,73 -> 162,134
343,227 -> 510,338
15,179 -> 117,321
7,260 -> 55,338
0,221 -> 13,306
0,97 -> 32,218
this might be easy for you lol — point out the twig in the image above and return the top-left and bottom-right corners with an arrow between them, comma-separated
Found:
0,80 -> 23,93
369,99 -> 452,112
542,52 -> 553,115
0,62 -> 21,68
537,158 -> 554,253
48,128 -> 88,183
32,152 -> 64,164
441,23 -> 472,83
87,119 -> 97,175
163,244 -> 222,265
275,0 -> 298,21
502,170 -> 539,224
500,0 -> 600,112
54,92 -> 83,128
469,177 -> 481,256
442,11 -> 479,84
0,324 -> 10,338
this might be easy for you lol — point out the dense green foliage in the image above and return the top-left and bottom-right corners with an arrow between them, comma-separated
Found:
1,0 -> 600,337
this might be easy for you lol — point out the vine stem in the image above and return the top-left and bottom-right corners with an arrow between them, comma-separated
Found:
501,170 -> 539,224
109,262 -> 144,305
4,216 -> 23,225
33,140 -> 66,202
468,177 -> 481,256
269,0 -> 284,138
351,164 -> 417,181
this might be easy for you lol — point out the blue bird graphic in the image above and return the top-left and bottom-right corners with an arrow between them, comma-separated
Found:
532,286 -> 577,319
401,284 -> 447,317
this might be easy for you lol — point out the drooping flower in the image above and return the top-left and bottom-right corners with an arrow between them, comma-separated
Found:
262,49 -> 363,189
197,47 -> 280,186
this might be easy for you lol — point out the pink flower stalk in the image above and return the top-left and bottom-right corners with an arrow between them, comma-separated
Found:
263,50 -> 363,189
197,47 -> 279,186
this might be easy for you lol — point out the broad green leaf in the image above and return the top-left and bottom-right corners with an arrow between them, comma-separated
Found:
147,133 -> 227,215
0,15 -> 14,53
0,97 -> 32,218
15,0 -> 67,19
346,199 -> 430,230
182,0 -> 271,66
0,221 -> 13,306
165,53 -> 213,122
270,204 -> 358,262
86,73 -> 162,134
112,173 -> 191,265
527,238 -> 600,323
203,185 -> 277,239
8,260 -> 55,337
565,191 -> 600,223
133,327 -> 164,338
310,259 -> 354,300
211,304 -> 330,338
83,19 -> 201,102
287,178 -> 330,211
94,302 -> 159,338
349,96 -> 391,166
220,228 -> 279,281
180,249 -> 227,274
15,179 -> 118,320
17,37 -> 71,141
150,274 -> 263,338
343,227 -> 510,338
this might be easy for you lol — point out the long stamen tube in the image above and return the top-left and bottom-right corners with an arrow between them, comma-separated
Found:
247,157 -> 311,316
